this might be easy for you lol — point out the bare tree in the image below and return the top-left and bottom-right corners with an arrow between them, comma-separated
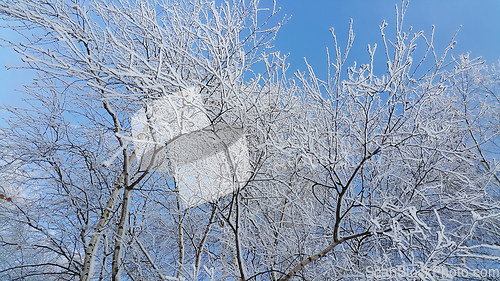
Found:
0,0 -> 288,280
267,3 -> 500,280
1,0 -> 499,281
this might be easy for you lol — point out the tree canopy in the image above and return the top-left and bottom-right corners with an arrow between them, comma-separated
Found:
0,0 -> 499,280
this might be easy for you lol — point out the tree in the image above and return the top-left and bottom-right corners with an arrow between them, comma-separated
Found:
1,0 -> 499,280
451,61 -> 500,280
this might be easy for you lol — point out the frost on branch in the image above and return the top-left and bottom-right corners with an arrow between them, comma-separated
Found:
1,0 -> 499,280
131,86 -> 251,208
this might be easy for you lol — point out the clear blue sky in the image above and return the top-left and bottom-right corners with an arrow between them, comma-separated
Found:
271,0 -> 500,78
1,0 -> 500,124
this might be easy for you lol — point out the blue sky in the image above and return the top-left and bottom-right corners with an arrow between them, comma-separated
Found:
271,0 -> 500,79
1,0 -> 500,124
